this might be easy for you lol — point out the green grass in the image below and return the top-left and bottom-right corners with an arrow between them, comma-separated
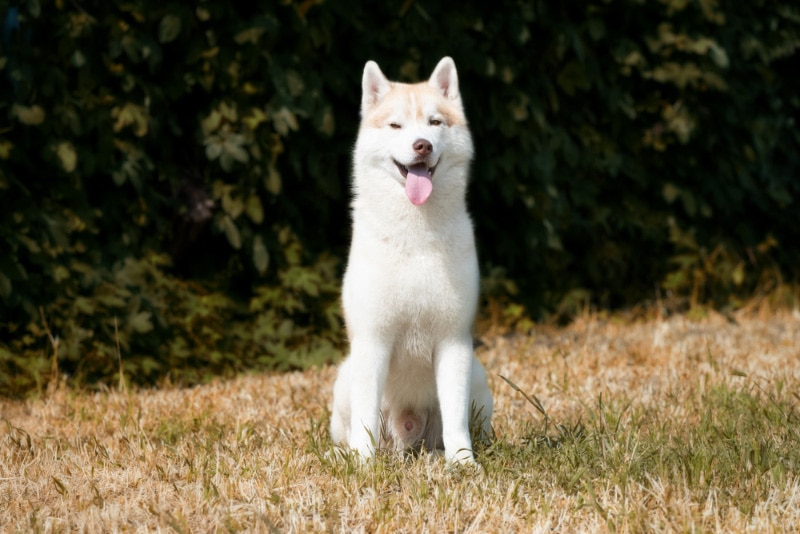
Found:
304,373 -> 800,532
509,380 -> 799,530
2,311 -> 799,531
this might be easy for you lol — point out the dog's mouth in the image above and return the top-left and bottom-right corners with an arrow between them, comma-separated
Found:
393,160 -> 438,179
394,159 -> 438,206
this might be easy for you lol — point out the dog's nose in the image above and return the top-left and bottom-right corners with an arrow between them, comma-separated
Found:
413,139 -> 433,156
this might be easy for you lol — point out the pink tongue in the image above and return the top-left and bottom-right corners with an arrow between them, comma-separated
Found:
405,164 -> 433,206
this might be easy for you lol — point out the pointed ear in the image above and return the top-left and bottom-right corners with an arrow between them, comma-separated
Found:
361,61 -> 392,116
428,57 -> 460,101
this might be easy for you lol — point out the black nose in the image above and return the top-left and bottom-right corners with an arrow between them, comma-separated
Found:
413,139 -> 433,156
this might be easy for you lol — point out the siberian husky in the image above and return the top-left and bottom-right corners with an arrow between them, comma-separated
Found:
330,57 -> 493,465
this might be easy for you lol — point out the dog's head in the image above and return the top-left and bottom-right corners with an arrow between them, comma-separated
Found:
354,57 -> 474,207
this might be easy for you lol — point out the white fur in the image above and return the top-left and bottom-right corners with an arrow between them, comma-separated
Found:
330,57 -> 493,465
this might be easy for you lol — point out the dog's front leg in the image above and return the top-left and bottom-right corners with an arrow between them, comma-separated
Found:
347,336 -> 391,459
434,337 -> 476,465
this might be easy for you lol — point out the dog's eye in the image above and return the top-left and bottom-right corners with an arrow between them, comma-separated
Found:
429,118 -> 443,126
389,123 -> 402,129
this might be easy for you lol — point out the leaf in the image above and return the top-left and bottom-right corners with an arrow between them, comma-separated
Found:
221,190 -> 244,219
243,108 -> 267,131
0,272 -> 11,298
71,50 -> 86,67
220,215 -> 241,249
316,106 -> 335,136
159,14 -> 182,43
253,236 -> 269,274
272,107 -> 298,136
0,140 -> 13,159
708,43 -> 729,68
234,27 -> 265,45
12,104 -> 46,125
52,265 -> 70,282
75,297 -> 95,315
55,142 -> 77,172
731,262 -> 745,286
662,183 -> 681,204
219,101 -> 238,122
680,191 -> 697,217
646,62 -> 703,89
212,133 -> 249,171
221,139 -> 248,169
265,165 -> 281,195
129,310 -> 153,334
245,194 -> 264,224
285,70 -> 305,96
204,136 -> 223,161
112,103 -> 148,137
201,109 -> 222,134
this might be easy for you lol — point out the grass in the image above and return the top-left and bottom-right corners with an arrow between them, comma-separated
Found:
2,309 -> 799,532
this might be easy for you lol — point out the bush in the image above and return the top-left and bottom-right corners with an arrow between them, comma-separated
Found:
1,0 -> 798,395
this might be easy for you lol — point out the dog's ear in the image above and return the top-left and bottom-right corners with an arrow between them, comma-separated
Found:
361,61 -> 392,116
429,57 -> 460,101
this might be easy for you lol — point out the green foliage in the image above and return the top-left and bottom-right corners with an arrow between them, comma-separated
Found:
661,218 -> 782,309
0,2 -> 347,395
3,236 -> 341,394
458,0 -> 800,310
1,1 -> 799,395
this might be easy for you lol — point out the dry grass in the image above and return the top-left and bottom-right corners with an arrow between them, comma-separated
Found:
2,309 -> 799,532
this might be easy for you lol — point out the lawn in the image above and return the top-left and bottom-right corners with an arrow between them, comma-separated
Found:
2,310 -> 799,532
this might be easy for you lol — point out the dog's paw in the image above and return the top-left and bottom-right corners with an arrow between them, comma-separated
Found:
446,457 -> 484,475
445,448 -> 479,468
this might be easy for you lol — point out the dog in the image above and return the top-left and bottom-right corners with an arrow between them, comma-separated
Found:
330,57 -> 493,465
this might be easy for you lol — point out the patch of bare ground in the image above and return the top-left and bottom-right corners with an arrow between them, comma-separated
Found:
2,310 -> 799,532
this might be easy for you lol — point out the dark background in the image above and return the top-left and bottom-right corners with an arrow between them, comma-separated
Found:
1,1 -> 798,395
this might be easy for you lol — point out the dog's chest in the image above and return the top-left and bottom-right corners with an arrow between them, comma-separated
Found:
363,237 -> 475,331
344,206 -> 478,350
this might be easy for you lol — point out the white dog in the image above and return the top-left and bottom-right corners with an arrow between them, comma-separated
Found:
330,57 -> 493,465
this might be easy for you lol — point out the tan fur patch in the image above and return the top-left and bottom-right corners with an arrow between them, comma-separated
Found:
362,81 -> 466,129
362,105 -> 393,129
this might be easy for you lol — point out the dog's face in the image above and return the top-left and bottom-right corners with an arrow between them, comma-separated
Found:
355,57 -> 474,206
